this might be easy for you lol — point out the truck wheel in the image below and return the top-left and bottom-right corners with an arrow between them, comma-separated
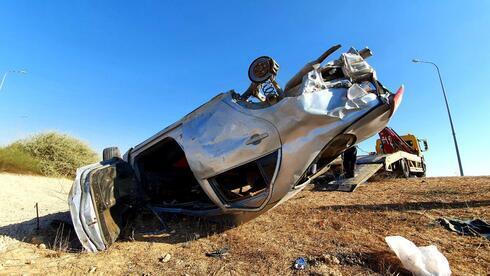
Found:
103,147 -> 121,161
397,159 -> 410,178
416,163 -> 426,177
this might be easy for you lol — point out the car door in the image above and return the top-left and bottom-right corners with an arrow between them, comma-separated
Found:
182,97 -> 281,179
181,97 -> 281,208
69,158 -> 137,252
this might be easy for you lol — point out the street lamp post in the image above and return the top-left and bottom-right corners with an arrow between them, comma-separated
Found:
412,59 -> 464,176
0,69 -> 27,92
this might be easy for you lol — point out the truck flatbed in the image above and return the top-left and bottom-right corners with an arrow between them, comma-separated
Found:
318,150 -> 425,192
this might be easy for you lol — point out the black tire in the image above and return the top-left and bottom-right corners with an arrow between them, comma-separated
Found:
415,162 -> 427,177
396,158 -> 410,178
103,147 -> 121,161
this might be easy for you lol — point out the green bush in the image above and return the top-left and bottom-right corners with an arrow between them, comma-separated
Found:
12,132 -> 99,178
0,144 -> 41,175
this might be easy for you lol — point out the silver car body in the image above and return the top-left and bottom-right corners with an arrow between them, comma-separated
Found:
69,46 -> 402,252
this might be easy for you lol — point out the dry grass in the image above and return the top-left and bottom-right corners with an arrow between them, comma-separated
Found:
0,145 -> 41,175
51,222 -> 72,252
1,176 -> 489,275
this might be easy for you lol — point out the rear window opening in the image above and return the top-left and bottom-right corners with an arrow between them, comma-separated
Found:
134,138 -> 217,210
209,151 -> 278,203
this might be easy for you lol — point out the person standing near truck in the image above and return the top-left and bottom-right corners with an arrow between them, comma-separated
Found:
342,146 -> 357,178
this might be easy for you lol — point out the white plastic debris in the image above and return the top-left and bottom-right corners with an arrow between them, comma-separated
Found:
385,236 -> 451,276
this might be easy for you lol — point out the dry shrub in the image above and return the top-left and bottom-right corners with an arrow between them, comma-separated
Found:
13,132 -> 98,178
0,144 -> 41,174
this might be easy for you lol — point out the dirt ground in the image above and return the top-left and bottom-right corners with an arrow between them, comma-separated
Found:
0,173 -> 489,275
0,173 -> 72,241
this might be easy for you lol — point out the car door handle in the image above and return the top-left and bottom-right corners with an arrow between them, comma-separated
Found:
246,133 -> 269,145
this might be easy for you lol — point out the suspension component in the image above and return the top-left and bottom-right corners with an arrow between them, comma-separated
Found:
248,56 -> 279,83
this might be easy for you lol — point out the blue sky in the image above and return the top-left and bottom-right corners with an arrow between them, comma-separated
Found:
1,1 -> 489,176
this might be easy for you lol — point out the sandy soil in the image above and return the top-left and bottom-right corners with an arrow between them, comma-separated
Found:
0,174 -> 489,275
0,173 -> 72,254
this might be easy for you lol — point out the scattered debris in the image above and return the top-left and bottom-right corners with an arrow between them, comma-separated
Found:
437,218 -> 490,240
205,246 -> 229,258
293,257 -> 308,270
307,253 -> 342,267
335,252 -> 366,266
385,236 -> 451,276
322,253 -> 340,265
88,266 -> 97,273
158,253 -> 172,263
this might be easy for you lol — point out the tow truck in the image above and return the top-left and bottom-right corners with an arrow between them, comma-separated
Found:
314,127 -> 429,192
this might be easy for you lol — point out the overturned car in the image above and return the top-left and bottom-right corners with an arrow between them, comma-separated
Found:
69,45 -> 404,252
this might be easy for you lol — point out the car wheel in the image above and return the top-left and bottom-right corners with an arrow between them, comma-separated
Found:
103,147 -> 121,161
396,159 -> 410,179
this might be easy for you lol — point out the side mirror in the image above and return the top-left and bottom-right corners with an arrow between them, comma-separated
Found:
419,139 -> 429,152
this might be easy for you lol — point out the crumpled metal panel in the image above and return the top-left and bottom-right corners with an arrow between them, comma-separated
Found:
341,52 -> 374,82
68,163 -> 107,252
181,97 -> 281,179
296,69 -> 377,119
181,66 -> 386,205
249,72 -> 385,203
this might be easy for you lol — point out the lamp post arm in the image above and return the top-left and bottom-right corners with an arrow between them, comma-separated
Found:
0,72 -> 8,92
